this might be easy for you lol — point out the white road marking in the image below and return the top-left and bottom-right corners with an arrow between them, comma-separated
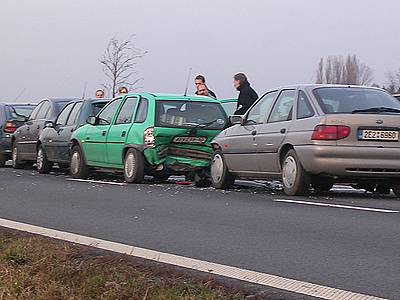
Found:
67,178 -> 127,186
274,199 -> 399,213
0,218 -> 384,300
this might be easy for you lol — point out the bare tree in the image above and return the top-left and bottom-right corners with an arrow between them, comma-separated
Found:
100,36 -> 146,97
385,68 -> 400,93
315,54 -> 373,86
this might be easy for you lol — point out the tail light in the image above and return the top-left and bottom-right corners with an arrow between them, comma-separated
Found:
4,121 -> 17,133
144,127 -> 155,148
312,125 -> 350,140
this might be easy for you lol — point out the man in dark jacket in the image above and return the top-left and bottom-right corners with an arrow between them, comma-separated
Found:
233,73 -> 258,115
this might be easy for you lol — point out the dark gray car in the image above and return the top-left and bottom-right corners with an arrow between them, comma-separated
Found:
0,103 -> 36,166
12,98 -> 77,168
37,98 -> 111,173
211,85 -> 400,196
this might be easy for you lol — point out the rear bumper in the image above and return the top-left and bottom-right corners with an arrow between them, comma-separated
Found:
0,135 -> 12,158
296,145 -> 400,178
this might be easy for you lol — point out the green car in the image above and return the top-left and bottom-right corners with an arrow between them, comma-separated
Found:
69,93 -> 227,185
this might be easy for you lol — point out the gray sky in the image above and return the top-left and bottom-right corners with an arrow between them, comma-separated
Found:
1,0 -> 399,102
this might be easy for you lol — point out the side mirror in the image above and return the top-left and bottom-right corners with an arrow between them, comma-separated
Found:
86,116 -> 97,125
230,115 -> 244,125
44,120 -> 55,128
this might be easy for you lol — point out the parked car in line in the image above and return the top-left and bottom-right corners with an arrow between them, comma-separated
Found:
211,85 -> 400,196
220,99 -> 238,116
36,98 -> 111,173
69,93 -> 228,186
12,98 -> 78,168
0,103 -> 36,166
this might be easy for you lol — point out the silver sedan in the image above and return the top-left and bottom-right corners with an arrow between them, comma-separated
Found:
211,84 -> 400,196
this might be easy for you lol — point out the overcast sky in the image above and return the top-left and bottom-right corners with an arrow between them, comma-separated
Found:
1,0 -> 399,102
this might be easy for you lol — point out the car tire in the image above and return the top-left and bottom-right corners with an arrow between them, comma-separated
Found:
70,145 -> 89,179
211,150 -> 235,189
281,149 -> 310,196
0,153 -> 6,167
37,145 -> 53,174
124,148 -> 144,183
11,142 -> 25,169
311,178 -> 334,192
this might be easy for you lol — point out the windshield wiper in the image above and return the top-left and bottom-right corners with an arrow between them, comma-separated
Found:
351,107 -> 400,114
183,119 -> 220,135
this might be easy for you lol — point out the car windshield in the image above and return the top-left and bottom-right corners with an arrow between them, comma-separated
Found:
155,100 -> 227,130
221,101 -> 237,116
9,105 -> 35,118
313,87 -> 400,114
91,101 -> 108,116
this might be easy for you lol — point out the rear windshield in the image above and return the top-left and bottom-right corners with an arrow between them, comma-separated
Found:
9,105 -> 35,118
156,101 -> 227,130
313,88 -> 400,114
91,101 -> 108,116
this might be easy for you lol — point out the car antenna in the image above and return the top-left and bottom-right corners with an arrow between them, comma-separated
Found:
183,67 -> 192,97
82,82 -> 88,99
13,88 -> 26,103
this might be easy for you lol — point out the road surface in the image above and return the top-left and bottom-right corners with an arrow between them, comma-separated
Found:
0,166 -> 399,299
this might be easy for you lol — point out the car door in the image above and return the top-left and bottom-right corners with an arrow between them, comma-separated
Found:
16,102 -> 42,158
106,96 -> 139,166
223,91 -> 278,173
44,102 -> 75,161
84,98 -> 123,164
256,90 -> 296,173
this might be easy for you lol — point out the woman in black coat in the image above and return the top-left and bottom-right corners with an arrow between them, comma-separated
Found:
233,73 -> 259,115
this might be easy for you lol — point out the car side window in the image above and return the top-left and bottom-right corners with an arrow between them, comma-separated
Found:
297,91 -> 315,119
135,98 -> 148,123
29,103 -> 43,120
56,103 -> 74,125
115,97 -> 138,125
246,91 -> 278,124
36,101 -> 51,120
268,90 -> 296,123
98,98 -> 122,125
66,102 -> 83,126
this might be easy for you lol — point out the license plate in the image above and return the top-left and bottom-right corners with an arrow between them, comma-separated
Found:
173,136 -> 207,144
358,129 -> 399,141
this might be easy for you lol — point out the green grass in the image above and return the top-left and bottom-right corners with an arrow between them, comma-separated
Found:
0,229 -> 245,300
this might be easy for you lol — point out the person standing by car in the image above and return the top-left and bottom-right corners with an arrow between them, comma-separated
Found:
95,89 -> 105,99
195,75 -> 217,99
233,73 -> 258,115
196,84 -> 216,99
118,86 -> 129,95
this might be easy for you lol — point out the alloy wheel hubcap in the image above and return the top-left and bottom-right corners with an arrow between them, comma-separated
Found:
125,153 -> 136,178
71,151 -> 80,175
282,156 -> 297,188
211,154 -> 224,183
37,148 -> 43,169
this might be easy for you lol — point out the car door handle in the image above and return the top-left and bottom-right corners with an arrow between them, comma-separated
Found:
121,131 -> 126,137
280,128 -> 286,134
26,127 -> 30,131
37,125 -> 40,130
251,130 -> 257,136
102,131 -> 107,136
86,137 -> 90,140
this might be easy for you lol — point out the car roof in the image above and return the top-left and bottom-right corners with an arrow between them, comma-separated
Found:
39,97 -> 81,103
4,103 -> 36,106
269,83 -> 385,92
124,92 -> 220,102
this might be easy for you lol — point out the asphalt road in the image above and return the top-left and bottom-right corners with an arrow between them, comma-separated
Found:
0,166 -> 399,299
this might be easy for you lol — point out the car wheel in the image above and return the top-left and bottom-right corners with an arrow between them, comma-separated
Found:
211,150 -> 235,189
124,148 -> 144,183
37,145 -> 53,174
281,149 -> 310,196
0,153 -> 6,167
11,142 -> 25,169
70,145 -> 89,179
311,178 -> 334,192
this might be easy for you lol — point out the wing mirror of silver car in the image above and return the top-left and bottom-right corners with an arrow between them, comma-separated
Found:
230,115 -> 244,125
86,116 -> 97,126
44,120 -> 55,128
